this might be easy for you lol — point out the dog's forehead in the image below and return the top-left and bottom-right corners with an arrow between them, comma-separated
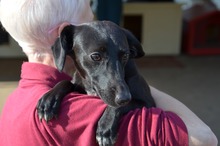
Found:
79,21 -> 129,51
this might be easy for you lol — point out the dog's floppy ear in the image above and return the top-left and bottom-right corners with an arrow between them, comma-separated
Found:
52,25 -> 75,72
122,28 -> 145,58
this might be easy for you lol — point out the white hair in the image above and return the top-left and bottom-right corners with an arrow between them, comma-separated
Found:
0,0 -> 93,58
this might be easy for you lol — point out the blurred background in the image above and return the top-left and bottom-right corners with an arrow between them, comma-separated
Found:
0,0 -> 220,142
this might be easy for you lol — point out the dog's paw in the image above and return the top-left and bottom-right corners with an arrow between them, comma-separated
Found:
96,127 -> 117,146
36,90 -> 61,122
96,107 -> 120,146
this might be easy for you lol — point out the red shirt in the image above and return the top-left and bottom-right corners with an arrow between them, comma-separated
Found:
0,62 -> 188,146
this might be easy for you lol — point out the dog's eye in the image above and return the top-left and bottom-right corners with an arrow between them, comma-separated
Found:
90,52 -> 102,61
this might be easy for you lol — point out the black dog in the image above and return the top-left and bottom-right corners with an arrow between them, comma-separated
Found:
37,21 -> 155,146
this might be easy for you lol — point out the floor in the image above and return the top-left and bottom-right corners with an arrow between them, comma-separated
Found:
0,56 -> 220,142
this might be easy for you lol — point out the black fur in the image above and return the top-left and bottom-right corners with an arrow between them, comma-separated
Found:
36,21 -> 155,146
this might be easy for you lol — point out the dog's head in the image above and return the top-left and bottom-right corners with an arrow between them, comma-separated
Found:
52,21 -> 145,107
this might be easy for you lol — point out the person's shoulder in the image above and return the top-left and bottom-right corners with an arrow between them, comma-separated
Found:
116,107 -> 188,146
121,107 -> 187,126
33,93 -> 107,145
58,92 -> 107,121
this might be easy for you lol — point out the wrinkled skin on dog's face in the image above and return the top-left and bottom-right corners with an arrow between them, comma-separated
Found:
52,21 -> 145,107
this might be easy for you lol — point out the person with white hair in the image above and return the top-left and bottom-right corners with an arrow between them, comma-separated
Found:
0,0 -> 217,146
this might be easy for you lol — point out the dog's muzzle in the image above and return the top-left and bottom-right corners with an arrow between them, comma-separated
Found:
115,92 -> 131,106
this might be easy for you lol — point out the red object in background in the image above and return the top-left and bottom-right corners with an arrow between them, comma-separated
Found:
184,11 -> 220,55
183,10 -> 220,55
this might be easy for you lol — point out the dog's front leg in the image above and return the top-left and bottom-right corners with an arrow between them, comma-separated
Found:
96,106 -> 122,146
36,80 -> 85,122
96,106 -> 135,146
96,102 -> 151,146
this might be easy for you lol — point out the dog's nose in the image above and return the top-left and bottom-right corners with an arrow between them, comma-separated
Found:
115,93 -> 131,106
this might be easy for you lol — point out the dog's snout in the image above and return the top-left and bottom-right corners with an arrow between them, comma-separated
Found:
115,93 -> 131,106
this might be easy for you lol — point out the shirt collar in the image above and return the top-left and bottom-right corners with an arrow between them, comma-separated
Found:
20,62 -> 72,86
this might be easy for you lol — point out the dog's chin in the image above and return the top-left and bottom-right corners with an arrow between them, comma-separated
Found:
87,88 -> 126,107
100,97 -> 125,108
86,91 -> 117,107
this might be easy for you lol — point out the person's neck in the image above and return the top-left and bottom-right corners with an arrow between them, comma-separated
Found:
28,54 -> 75,76
28,53 -> 56,67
